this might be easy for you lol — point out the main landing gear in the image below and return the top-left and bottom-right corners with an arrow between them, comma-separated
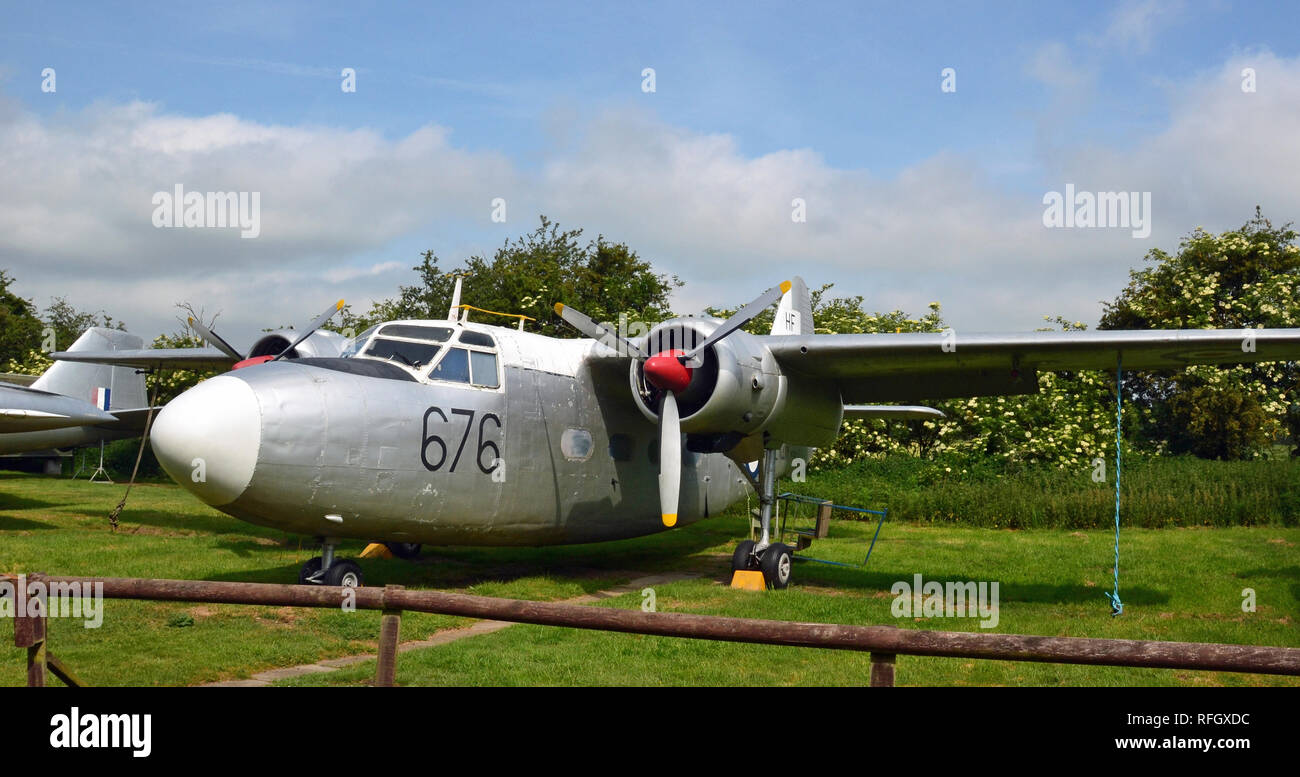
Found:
730,447 -> 794,589
299,538 -> 365,587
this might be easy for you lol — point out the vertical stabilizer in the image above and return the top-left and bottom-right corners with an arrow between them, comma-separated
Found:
770,276 -> 813,335
32,328 -> 148,411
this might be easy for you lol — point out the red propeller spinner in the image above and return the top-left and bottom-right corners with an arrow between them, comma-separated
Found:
643,349 -> 691,394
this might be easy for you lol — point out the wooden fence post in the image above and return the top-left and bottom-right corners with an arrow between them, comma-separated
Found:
375,584 -> 404,687
13,573 -> 47,687
870,653 -> 896,687
815,500 -> 833,538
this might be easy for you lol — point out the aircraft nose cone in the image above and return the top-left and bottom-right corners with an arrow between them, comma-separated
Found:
644,349 -> 692,393
150,375 -> 261,506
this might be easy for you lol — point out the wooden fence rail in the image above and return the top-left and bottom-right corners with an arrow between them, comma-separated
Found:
8,574 -> 1300,686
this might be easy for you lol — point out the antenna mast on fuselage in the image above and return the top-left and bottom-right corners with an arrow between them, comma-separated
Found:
447,276 -> 464,322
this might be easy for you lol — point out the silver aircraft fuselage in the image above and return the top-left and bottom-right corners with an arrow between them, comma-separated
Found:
150,320 -> 782,546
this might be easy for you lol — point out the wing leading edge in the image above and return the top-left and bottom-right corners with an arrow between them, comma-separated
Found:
48,347 -> 235,371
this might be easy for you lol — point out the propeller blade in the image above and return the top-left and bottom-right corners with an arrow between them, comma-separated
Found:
683,280 -> 790,360
188,317 -> 244,362
553,303 -> 647,359
273,299 -> 345,361
659,390 -> 681,527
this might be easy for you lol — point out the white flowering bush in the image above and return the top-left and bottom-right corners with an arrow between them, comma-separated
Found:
810,211 -> 1300,474
1100,209 -> 1300,459
818,318 -> 1142,477
2,348 -> 52,376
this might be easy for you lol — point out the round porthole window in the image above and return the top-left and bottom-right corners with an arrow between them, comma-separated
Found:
561,428 -> 594,461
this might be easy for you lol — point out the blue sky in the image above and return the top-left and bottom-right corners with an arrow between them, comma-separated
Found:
2,1 -> 1299,344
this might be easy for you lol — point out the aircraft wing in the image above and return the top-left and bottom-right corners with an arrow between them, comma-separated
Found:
763,329 -> 1300,403
101,407 -> 164,433
49,347 -> 235,371
0,383 -> 117,432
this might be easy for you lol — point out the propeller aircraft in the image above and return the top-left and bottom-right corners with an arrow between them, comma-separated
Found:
52,278 -> 1300,590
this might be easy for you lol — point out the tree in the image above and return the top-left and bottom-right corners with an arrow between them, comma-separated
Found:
1099,208 -> 1300,458
43,296 -> 124,353
0,270 -> 44,367
807,304 -> 1127,474
342,216 -> 681,338
1,276 -> 126,374
145,305 -> 221,406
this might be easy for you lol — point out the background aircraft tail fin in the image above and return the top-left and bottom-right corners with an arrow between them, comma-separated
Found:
770,276 -> 813,336
33,327 -> 148,412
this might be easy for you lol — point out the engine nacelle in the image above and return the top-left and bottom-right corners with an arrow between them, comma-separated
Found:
246,329 -> 348,360
630,318 -> 841,449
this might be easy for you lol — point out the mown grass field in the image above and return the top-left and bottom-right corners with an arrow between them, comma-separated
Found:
1,467 -> 1296,687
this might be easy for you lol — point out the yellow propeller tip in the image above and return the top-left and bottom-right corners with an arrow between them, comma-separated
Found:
662,513 -> 677,527
553,302 -> 565,314
336,299 -> 345,310
779,280 -> 792,294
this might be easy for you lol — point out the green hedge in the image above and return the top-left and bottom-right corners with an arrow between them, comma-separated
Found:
795,454 -> 1300,528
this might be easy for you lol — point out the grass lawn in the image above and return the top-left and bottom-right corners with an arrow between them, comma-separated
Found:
1,470 -> 1296,686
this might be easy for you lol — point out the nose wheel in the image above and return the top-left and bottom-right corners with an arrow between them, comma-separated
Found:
731,541 -> 793,589
731,447 -> 794,589
759,543 -> 793,589
299,539 -> 365,587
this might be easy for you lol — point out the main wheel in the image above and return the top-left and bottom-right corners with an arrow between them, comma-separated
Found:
386,542 -> 422,560
732,540 -> 757,572
298,557 -> 323,584
323,559 -> 364,588
760,543 -> 793,589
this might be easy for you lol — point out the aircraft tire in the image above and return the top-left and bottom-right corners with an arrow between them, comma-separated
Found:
324,559 -> 364,588
298,557 -> 323,584
387,542 -> 422,560
760,543 -> 793,589
732,540 -> 757,571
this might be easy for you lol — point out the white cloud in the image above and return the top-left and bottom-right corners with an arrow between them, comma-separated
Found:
0,98 -> 516,344
1048,51 -> 1300,244
1096,0 -> 1186,53
1027,42 -> 1092,93
3,49 -> 1300,346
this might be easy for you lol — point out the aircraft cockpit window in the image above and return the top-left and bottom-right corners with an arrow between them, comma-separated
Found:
380,325 -> 454,343
469,350 -> 499,388
363,338 -> 442,369
429,346 -> 471,383
458,330 -> 496,348
339,325 -> 379,359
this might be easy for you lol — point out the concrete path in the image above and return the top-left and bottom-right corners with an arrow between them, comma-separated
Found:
201,572 -> 696,687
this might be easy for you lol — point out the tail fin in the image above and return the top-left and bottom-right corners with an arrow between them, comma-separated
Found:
770,276 -> 813,336
32,328 -> 147,411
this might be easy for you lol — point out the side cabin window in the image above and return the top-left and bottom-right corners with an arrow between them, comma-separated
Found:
469,350 -> 499,388
430,347 -> 470,383
426,330 -> 500,389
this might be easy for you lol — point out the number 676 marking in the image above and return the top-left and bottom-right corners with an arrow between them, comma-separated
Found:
421,406 -> 502,474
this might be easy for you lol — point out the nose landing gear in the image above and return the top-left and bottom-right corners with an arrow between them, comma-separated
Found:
730,447 -> 794,590
299,538 -> 365,587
